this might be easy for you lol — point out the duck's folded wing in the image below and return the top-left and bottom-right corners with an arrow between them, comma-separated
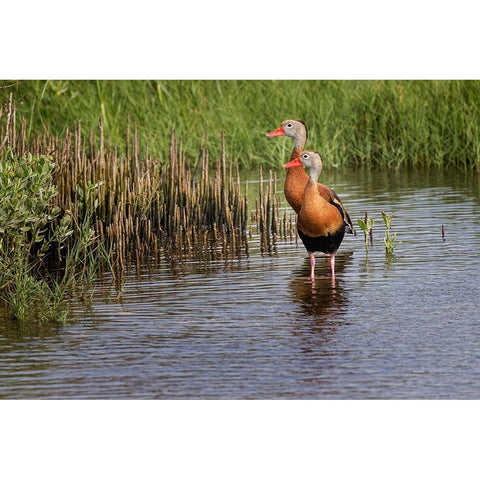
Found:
318,184 -> 354,234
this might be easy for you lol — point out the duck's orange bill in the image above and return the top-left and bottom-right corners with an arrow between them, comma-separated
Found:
284,157 -> 302,168
265,125 -> 285,137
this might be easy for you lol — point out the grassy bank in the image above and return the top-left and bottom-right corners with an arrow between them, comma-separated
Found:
2,80 -> 480,169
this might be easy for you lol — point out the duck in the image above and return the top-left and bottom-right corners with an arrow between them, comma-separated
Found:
284,150 -> 347,280
266,119 -> 353,234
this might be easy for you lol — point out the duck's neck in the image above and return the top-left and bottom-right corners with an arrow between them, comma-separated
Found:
284,164 -> 308,214
284,130 -> 309,213
291,131 -> 307,159
302,170 -> 322,203
304,177 -> 318,196
302,175 -> 329,215
308,166 -> 321,184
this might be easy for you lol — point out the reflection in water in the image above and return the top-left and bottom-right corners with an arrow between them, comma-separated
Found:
287,252 -> 353,356
289,251 -> 353,320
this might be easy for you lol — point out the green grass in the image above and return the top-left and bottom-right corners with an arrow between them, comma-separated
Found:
2,80 -> 480,169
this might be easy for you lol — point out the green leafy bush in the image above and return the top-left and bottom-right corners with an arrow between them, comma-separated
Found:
0,151 -> 74,321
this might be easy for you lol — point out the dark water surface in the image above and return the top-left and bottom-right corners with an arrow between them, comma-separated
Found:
1,166 -> 479,399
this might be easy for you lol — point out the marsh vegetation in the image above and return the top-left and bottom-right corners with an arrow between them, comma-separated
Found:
0,95 -> 290,321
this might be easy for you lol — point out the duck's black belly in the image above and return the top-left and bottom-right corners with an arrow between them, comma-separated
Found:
298,226 -> 345,254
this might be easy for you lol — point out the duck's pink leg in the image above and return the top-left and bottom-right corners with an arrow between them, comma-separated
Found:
330,254 -> 336,279
309,252 -> 316,279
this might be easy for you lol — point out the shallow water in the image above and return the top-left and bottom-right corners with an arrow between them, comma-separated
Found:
1,166 -> 479,399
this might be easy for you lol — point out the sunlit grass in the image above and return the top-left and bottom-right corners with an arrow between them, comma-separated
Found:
3,80 -> 480,169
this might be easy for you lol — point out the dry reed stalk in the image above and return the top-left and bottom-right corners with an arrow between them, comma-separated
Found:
0,97 -> 296,274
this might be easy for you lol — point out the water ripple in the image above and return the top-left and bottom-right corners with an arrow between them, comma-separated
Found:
1,167 -> 480,399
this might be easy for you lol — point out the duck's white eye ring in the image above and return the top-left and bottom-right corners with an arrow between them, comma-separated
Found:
286,122 -> 293,128
302,154 -> 309,159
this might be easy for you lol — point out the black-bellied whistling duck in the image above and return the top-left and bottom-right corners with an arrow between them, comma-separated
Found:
284,151 -> 347,280
266,119 -> 353,234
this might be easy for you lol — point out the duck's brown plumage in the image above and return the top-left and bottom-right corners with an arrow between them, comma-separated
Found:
297,178 -> 346,264
298,178 -> 345,240
266,119 -> 353,234
284,151 -> 347,279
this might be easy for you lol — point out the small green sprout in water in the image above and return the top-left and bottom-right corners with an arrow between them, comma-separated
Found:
357,212 -> 374,253
381,211 -> 401,254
